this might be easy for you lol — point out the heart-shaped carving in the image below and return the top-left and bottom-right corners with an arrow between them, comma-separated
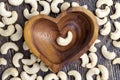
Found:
24,7 -> 98,73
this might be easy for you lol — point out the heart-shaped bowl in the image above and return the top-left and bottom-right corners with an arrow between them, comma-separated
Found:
24,7 -> 98,73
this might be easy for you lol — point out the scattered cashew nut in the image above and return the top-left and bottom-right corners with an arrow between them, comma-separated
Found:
39,62 -> 49,72
0,58 -> 7,65
80,53 -> 89,67
8,0 -> 23,6
44,73 -> 59,80
96,16 -> 108,26
71,2 -> 80,7
37,76 -> 43,80
0,21 -> 5,28
23,41 -> 29,50
57,71 -> 67,80
61,2 -> 70,11
10,77 -> 21,80
112,40 -> 120,48
112,58 -> 120,64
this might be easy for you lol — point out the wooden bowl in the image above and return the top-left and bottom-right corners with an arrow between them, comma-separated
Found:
24,7 -> 98,73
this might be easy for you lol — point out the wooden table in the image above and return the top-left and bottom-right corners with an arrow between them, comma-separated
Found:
0,0 -> 120,80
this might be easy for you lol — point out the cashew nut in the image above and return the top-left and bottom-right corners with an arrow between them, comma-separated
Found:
112,58 -> 120,64
95,6 -> 110,18
22,54 -> 37,65
0,25 -> 15,37
0,2 -> 11,17
0,21 -> 5,28
0,58 -> 7,65
68,70 -> 82,80
96,16 -> 107,26
96,0 -> 113,8
110,21 -> 120,40
2,67 -> 18,80
57,71 -> 67,80
8,0 -> 23,6
56,31 -> 73,46
39,1 -> 50,15
71,2 -> 80,7
23,41 -> 29,50
46,0 -> 52,2
44,73 -> 59,80
40,62 -> 49,72
12,52 -> 23,67
101,45 -> 116,60
110,2 -> 120,19
10,77 -> 21,80
112,40 -> 120,48
100,21 -> 111,36
0,42 -> 19,54
86,53 -> 98,68
86,68 -> 100,80
51,0 -> 64,13
61,2 -> 70,11
82,5 -> 88,9
37,76 -> 43,80
80,53 -> 89,67
23,63 -> 40,74
23,8 -> 39,19
10,24 -> 23,41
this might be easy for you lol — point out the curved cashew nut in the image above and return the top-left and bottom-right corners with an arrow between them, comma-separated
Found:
51,0 -> 64,13
96,0 -> 113,8
37,76 -> 43,80
0,42 -> 19,54
0,2 -> 11,17
95,6 -> 110,18
61,2 -> 70,11
96,16 -> 107,26
2,68 -> 18,80
56,31 -> 73,46
12,52 -> 23,67
86,68 -> 100,80
101,45 -> 116,60
86,53 -> 98,68
57,71 -> 67,80
23,63 -> 40,74
46,0 -> 52,2
72,2 -> 80,7
82,5 -> 88,9
44,73 -> 59,80
2,11 -> 18,25
68,70 -> 82,80
39,1 -> 50,15
40,62 -> 49,72
110,21 -> 120,40
8,0 -> 23,6
0,21 -> 5,28
0,58 -> 7,65
10,24 -> 23,41
80,53 -> 89,67
110,2 -> 120,19
23,41 -> 29,50
113,40 -> 120,48
10,77 -> 21,80
112,58 -> 120,64
100,21 -> 111,36
23,8 -> 39,19
0,25 -> 15,37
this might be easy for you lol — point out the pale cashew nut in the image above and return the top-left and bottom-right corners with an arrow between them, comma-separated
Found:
12,52 -> 23,67
2,68 -> 18,80
101,45 -> 116,60
0,2 -> 11,17
57,71 -> 67,80
0,58 -> 7,65
10,77 -> 21,80
40,62 -> 49,72
56,31 -> 73,46
0,25 -> 15,37
61,2 -> 70,11
46,0 -> 52,2
8,0 -> 23,6
68,70 -> 82,80
110,2 -> 120,19
23,41 -> 29,50
100,21 -> 111,36
51,0 -> 64,13
112,40 -> 120,48
95,6 -> 110,18
71,2 -> 80,7
82,5 -> 88,9
37,76 -> 43,80
44,73 -> 59,80
86,68 -> 100,80
23,8 -> 39,19
86,53 -> 98,68
10,24 -> 23,41
0,42 -> 19,54
96,16 -> 107,26
0,21 -> 5,28
39,1 -> 50,15
112,58 -> 120,64
80,53 -> 89,67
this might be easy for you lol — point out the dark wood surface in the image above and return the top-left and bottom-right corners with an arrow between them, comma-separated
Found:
0,0 -> 120,80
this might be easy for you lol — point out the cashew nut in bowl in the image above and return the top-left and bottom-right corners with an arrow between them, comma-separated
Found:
12,52 -> 23,67
51,0 -> 64,13
95,6 -> 110,18
23,8 -> 39,19
110,2 -> 120,19
2,11 -> 18,25
2,67 -> 18,80
112,58 -> 120,64
80,53 -> 89,67
0,2 -> 11,17
100,21 -> 111,36
10,77 -> 21,80
39,1 -> 50,15
37,76 -> 43,80
96,0 -> 113,8
8,0 -> 23,6
57,71 -> 67,80
72,2 -> 80,7
0,42 -> 19,54
96,16 -> 107,26
86,68 -> 100,80
23,41 -> 29,51
110,21 -> 120,40
0,25 -> 15,37
113,40 -> 120,48
61,2 -> 70,11
0,21 -> 5,28
44,73 -> 59,80
56,31 -> 73,46
68,70 -> 82,80
10,24 -> 23,41
86,53 -> 98,68
0,58 -> 7,65
101,45 -> 116,60
39,62 -> 49,72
